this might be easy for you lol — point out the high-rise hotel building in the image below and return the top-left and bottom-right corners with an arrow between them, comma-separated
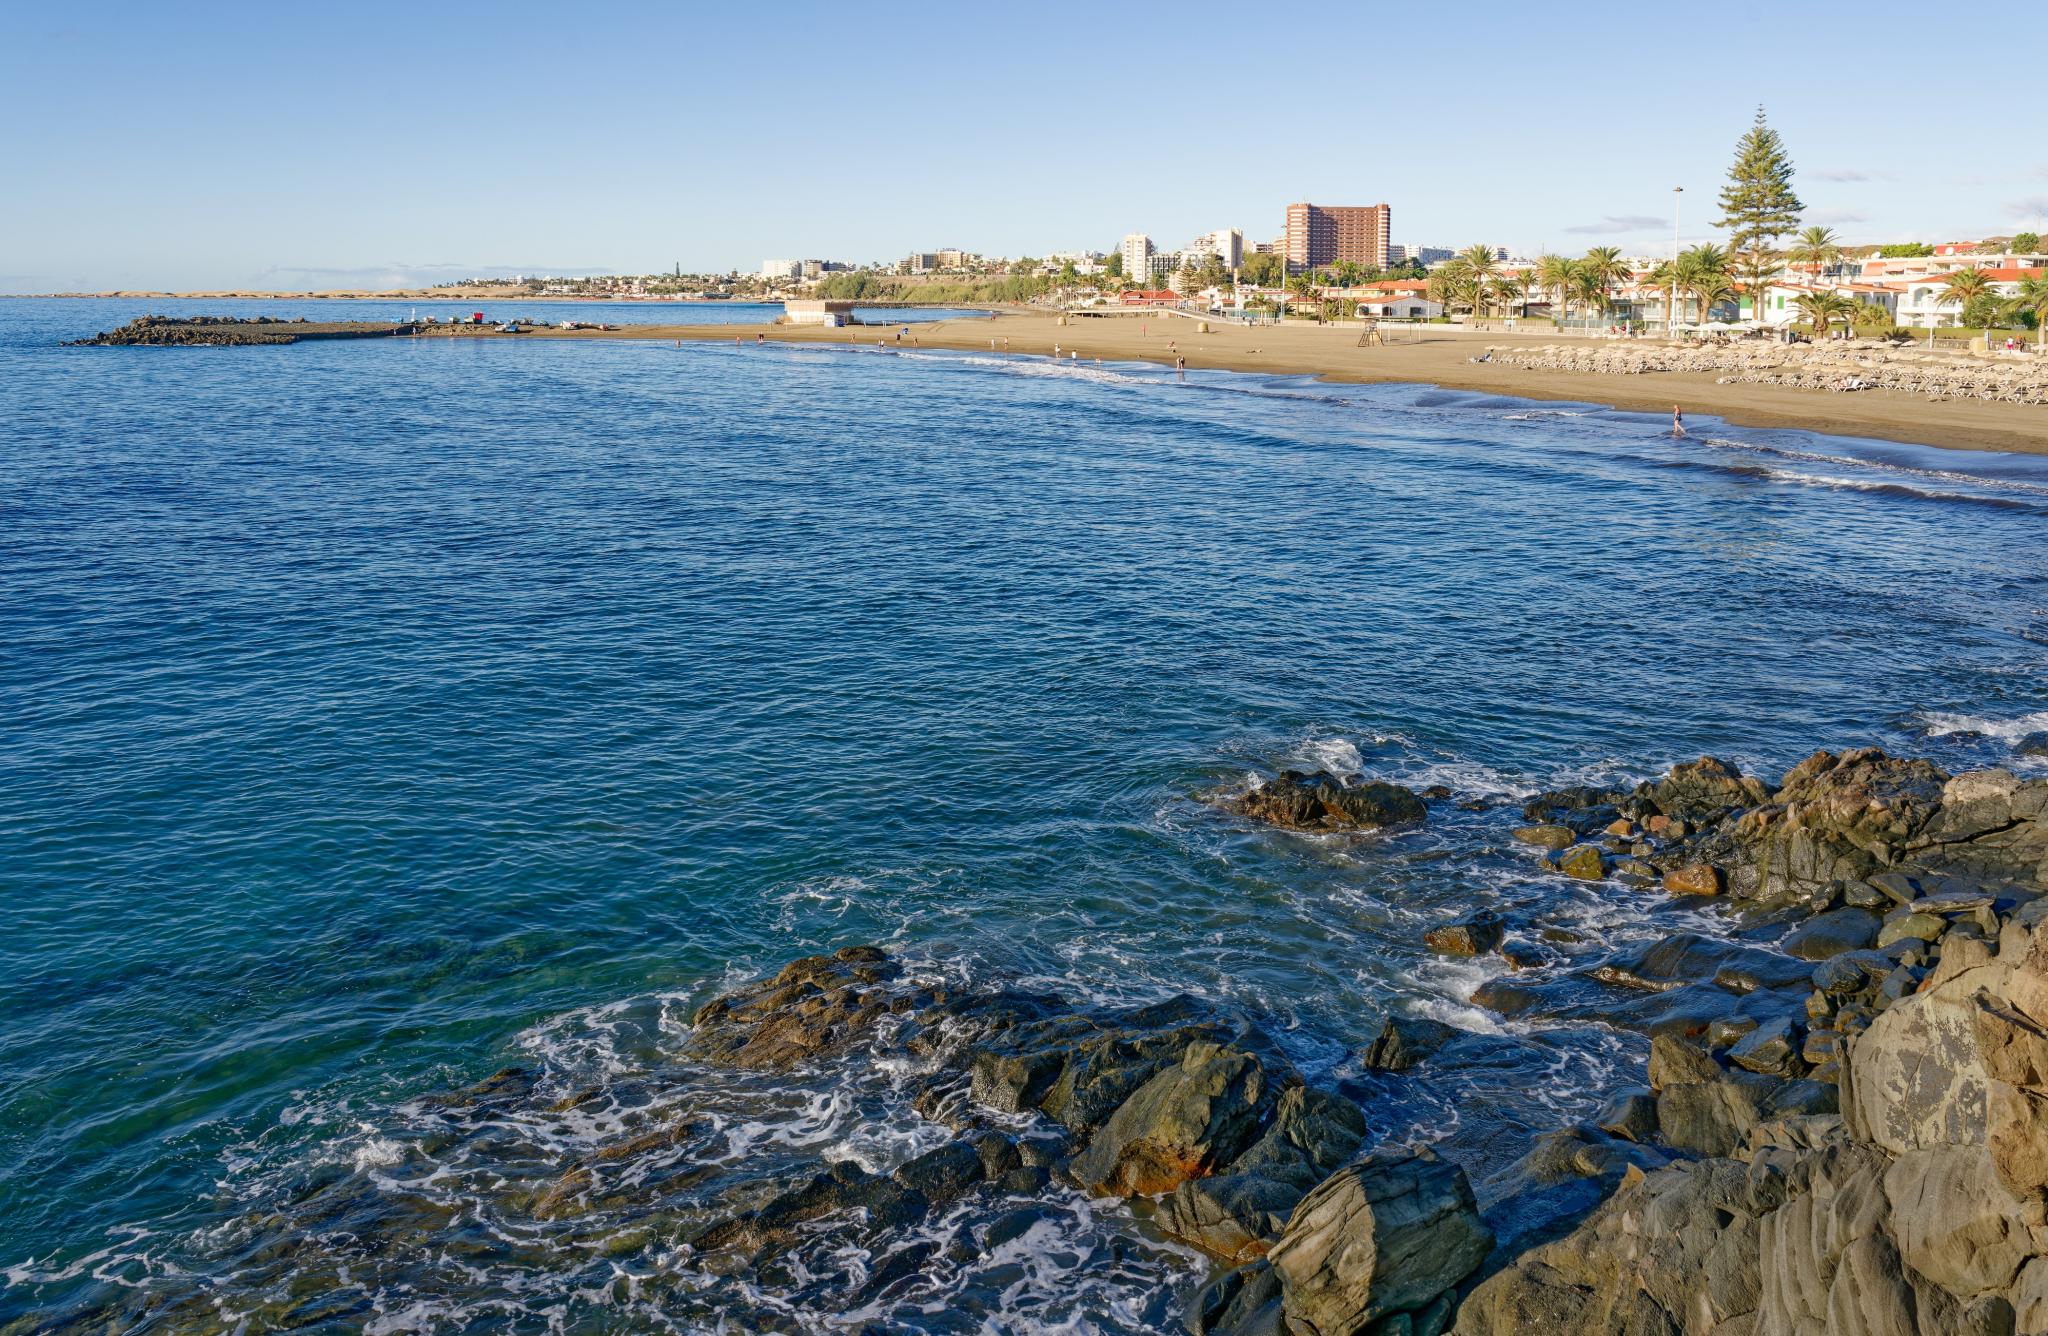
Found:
1282,203 -> 1392,272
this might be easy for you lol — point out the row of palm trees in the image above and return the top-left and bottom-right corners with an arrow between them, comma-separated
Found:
1427,244 -> 1643,323
1286,225 -> 2048,344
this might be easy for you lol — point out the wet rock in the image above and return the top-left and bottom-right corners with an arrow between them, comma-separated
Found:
1068,1040 -> 1273,1198
1657,1071 -> 1837,1156
1231,772 -> 1427,832
1511,824 -> 1575,850
1647,755 -> 1766,825
1189,1258 -> 1285,1336
1423,913 -> 1504,956
1497,938 -> 1557,971
1813,949 -> 1891,998
1594,1088 -> 1659,1143
1876,911 -> 1946,948
1648,1030 -> 1723,1090
1614,859 -> 1661,886
891,1141 -> 986,1205
1707,749 -> 1950,903
1362,1015 -> 1461,1073
1556,845 -> 1607,881
1728,1016 -> 1807,1078
1266,1147 -> 1492,1335
1662,862 -> 1725,895
2015,731 -> 2048,758
1159,1085 -> 1367,1262
998,1165 -> 1049,1194
689,945 -> 910,1071
1521,785 -> 1626,825
1781,906 -> 1882,960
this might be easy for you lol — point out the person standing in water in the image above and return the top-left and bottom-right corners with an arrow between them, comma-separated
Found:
1672,405 -> 1685,436
1175,355 -> 1186,381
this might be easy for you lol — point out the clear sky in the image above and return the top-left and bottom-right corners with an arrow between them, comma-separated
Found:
3,0 -> 2043,292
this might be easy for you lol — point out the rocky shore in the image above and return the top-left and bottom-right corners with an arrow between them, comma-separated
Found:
663,747 -> 2047,1334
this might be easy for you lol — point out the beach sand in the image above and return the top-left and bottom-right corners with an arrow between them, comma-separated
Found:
501,312 -> 2048,456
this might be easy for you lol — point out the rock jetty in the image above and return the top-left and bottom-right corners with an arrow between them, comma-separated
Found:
67,315 -> 420,346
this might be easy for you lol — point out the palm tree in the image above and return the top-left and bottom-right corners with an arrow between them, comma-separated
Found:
2009,275 -> 2048,350
1794,290 -> 1855,339
1535,254 -> 1577,324
1850,301 -> 1896,337
1427,261 -> 1470,316
1691,273 -> 1738,325
1570,265 -> 1611,322
1674,245 -> 1732,326
1458,245 -> 1499,318
1787,226 -> 1843,284
1939,268 -> 1993,327
1577,246 -> 1633,324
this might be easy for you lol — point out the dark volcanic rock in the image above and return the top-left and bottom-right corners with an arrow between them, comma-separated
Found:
689,945 -> 913,1070
1781,906 -> 1882,960
1362,1015 -> 1462,1072
1656,1070 -> 1837,1156
1067,1040 -> 1275,1198
1424,912 -> 1505,956
1266,1147 -> 1492,1335
1159,1086 -> 1367,1263
1231,771 -> 1426,832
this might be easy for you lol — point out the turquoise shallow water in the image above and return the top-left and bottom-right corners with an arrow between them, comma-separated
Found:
2,298 -> 2046,1330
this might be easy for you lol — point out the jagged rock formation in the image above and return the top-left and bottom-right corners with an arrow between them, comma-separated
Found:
1229,770 -> 1428,832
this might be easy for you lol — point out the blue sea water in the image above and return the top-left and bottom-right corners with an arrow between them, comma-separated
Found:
2,298 -> 2045,1331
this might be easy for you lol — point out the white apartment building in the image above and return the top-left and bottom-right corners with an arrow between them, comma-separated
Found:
761,259 -> 801,281
1120,234 -> 1154,282
1182,228 -> 1244,270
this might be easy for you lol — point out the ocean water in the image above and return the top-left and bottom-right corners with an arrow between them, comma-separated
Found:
2,297 -> 2045,1332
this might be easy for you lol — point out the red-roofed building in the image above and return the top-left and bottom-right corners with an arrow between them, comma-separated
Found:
1120,289 -> 1181,307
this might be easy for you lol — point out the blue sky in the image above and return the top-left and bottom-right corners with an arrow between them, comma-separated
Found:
3,0 -> 2043,292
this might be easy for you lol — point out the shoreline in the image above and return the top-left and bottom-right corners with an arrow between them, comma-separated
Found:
535,313 -> 2048,457
50,305 -> 2048,456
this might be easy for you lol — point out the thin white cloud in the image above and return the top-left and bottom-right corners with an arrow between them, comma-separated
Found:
1564,215 -> 1665,235
1811,168 -> 1889,183
1808,209 -> 1867,226
258,262 -> 612,287
2006,197 -> 2048,221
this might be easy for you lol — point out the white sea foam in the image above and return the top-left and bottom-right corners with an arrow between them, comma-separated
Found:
1918,709 -> 2048,744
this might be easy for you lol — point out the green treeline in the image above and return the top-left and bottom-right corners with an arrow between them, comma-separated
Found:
815,271 -> 1060,304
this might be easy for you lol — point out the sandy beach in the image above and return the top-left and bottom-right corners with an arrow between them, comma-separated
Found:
490,311 -> 2048,456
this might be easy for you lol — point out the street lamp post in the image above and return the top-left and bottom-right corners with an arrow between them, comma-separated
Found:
1671,186 -> 1683,336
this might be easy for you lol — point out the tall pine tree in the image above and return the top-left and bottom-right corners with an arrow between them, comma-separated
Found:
1715,108 -> 1804,322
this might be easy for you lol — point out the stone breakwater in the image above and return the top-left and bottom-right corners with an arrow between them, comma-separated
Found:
66,315 -> 420,346
672,748 -> 2048,1335
1489,341 -> 2048,404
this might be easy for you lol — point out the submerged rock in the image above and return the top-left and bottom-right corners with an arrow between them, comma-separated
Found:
1424,912 -> 1505,956
1362,1015 -> 1462,1073
1231,771 -> 1427,832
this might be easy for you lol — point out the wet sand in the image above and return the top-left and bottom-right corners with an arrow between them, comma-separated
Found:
503,312 -> 2048,457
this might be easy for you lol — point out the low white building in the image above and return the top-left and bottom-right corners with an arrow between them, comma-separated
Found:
1355,294 -> 1442,320
761,258 -> 801,281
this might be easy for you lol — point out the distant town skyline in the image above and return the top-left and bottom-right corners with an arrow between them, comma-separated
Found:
3,0 -> 2044,293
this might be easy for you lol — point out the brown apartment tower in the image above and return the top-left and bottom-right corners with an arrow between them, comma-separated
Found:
1283,202 -> 1392,272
